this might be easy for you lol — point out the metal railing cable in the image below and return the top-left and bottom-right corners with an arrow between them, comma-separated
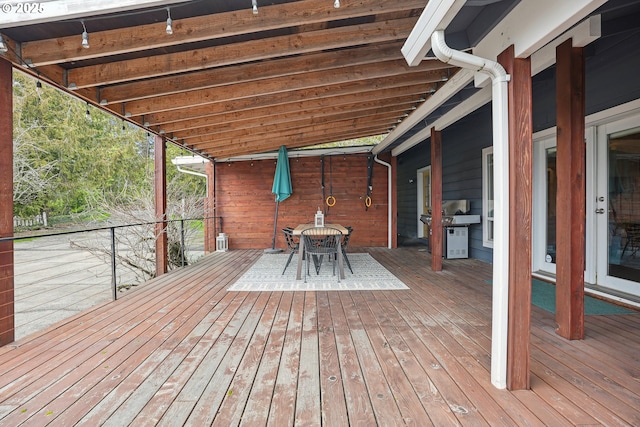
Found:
1,216 -> 223,301
3,216 -> 222,341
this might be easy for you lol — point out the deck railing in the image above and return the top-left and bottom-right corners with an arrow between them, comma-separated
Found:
1,216 -> 222,340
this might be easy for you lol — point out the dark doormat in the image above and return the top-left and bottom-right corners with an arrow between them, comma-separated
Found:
531,279 -> 636,315
486,279 -> 637,315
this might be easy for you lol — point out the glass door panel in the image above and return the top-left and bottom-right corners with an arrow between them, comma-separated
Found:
545,147 -> 557,265
607,127 -> 640,282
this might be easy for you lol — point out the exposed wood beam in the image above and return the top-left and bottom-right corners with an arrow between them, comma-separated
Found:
66,17 -> 418,88
136,83 -> 432,127
185,111 -> 401,149
97,42 -> 411,104
193,118 -> 392,150
21,0 -> 427,66
202,125 -> 390,159
162,95 -> 420,134
118,62 -> 448,117
176,106 -> 408,143
115,72 -> 437,117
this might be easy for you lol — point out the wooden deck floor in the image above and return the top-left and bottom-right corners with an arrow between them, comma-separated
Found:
0,247 -> 639,426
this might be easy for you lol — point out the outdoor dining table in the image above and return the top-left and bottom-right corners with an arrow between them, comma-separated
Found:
293,223 -> 350,281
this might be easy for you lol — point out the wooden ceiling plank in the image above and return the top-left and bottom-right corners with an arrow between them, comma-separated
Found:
198,125 -> 392,159
120,64 -> 447,117
183,111 -> 401,148
66,17 -> 418,88
140,83 -> 431,127
173,104 -> 412,141
98,42 -> 413,104
21,0 -> 427,67
161,95 -> 421,134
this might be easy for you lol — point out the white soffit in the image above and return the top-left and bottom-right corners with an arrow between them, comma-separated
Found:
0,0 -> 192,28
401,0 -> 466,66
383,0 -> 605,156
372,68 -> 474,155
391,85 -> 491,156
474,0 -> 606,60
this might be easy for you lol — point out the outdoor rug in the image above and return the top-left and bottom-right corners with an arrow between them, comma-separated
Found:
227,253 -> 409,292
486,279 -> 636,315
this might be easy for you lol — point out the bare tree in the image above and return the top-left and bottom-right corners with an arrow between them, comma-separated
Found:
71,174 -> 205,290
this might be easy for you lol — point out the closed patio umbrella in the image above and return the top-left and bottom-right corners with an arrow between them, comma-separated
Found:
265,145 -> 292,253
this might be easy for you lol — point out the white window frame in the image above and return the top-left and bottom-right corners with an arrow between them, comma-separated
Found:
482,146 -> 494,248
416,166 -> 431,238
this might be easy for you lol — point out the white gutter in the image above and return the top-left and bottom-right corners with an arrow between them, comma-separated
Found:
374,155 -> 392,249
175,165 -> 208,194
431,29 -> 510,389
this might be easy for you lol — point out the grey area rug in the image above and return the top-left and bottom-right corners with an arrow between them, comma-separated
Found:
228,253 -> 409,292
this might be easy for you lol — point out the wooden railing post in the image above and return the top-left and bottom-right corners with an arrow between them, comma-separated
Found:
0,58 -> 14,345
155,135 -> 168,276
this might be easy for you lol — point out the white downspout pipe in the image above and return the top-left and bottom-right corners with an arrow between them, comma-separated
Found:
431,30 -> 510,389
176,165 -> 209,194
374,155 -> 392,249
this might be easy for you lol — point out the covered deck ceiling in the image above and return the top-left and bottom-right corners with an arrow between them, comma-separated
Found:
0,0 -> 514,160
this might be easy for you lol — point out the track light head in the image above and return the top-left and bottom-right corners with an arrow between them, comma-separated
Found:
252,0 -> 258,14
334,0 -> 340,8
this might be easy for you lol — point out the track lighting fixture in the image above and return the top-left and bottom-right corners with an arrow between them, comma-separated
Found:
334,0 -> 340,8
165,8 -> 173,35
81,21 -> 89,49
36,80 -> 42,90
0,35 -> 7,53
252,0 -> 258,15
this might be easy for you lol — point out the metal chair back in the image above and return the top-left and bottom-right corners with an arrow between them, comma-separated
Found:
301,226 -> 342,282
281,227 -> 299,274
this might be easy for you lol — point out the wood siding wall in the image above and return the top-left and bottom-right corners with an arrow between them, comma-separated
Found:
396,27 -> 640,265
397,106 -> 493,263
533,28 -> 640,132
396,143 -> 428,245
215,153 -> 390,250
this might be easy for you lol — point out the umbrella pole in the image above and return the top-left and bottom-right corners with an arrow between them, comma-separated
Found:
264,199 -> 283,253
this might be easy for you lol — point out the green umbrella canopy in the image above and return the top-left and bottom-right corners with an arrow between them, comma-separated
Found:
272,145 -> 292,202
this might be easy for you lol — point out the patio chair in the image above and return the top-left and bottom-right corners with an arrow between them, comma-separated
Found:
281,227 -> 299,275
341,226 -> 354,274
326,226 -> 353,274
301,227 -> 342,283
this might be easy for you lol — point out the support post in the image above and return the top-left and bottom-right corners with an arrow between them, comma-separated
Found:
555,38 -> 586,340
0,58 -> 14,346
431,128 -> 443,271
204,160 -> 216,253
110,227 -> 117,300
498,45 -> 533,390
155,135 -> 168,276
391,155 -> 398,249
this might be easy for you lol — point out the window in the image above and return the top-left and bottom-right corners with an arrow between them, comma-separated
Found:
482,147 -> 494,247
